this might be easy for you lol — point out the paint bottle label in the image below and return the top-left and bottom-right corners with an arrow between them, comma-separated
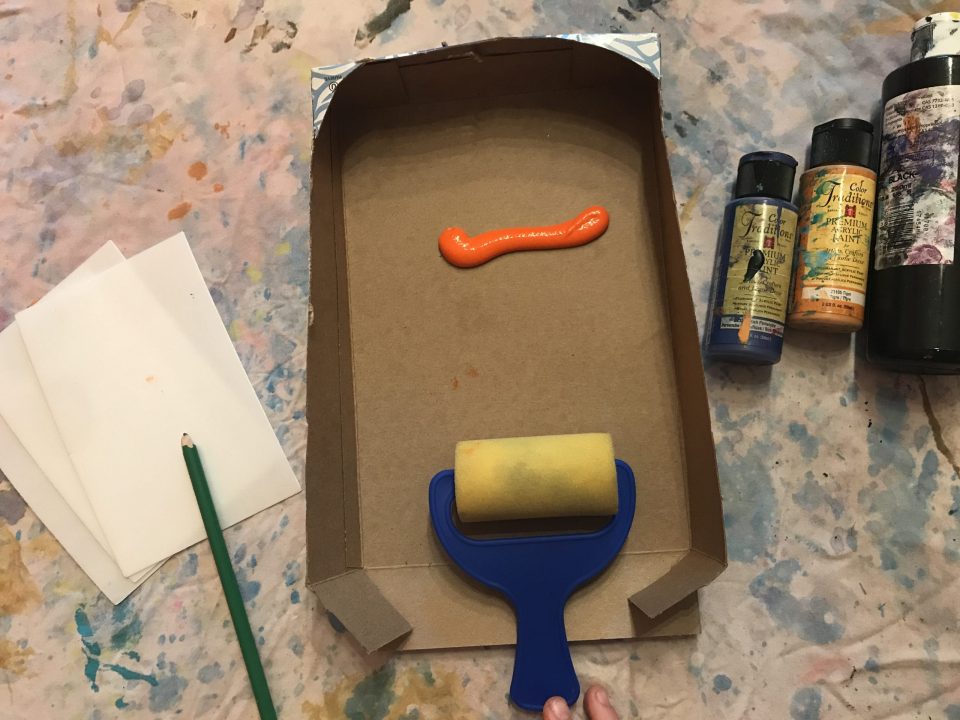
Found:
790,166 -> 876,323
876,85 -> 960,269
719,203 -> 798,338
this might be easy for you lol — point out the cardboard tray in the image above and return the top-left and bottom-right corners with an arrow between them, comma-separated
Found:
306,34 -> 726,652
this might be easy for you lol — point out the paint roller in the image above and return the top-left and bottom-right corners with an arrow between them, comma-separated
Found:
428,432 -> 635,712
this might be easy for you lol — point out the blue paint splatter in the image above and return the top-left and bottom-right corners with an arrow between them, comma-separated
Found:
284,560 -> 301,586
103,663 -> 158,686
861,387 -> 938,577
280,515 -> 289,529
864,657 -> 879,672
288,635 -> 304,657
792,472 -> 842,519
180,553 -> 198,578
235,565 -> 261,603
233,543 -> 247,563
712,674 -> 732,693
802,249 -> 833,280
124,650 -> 140,662
790,687 -> 822,720
788,422 -> 819,460
110,600 -> 142,649
290,590 -> 301,604
197,662 -> 223,683
343,665 -> 396,720
749,560 -> 844,644
715,438 -> 779,562
148,667 -> 188,713
115,697 -> 128,709
75,607 -> 101,691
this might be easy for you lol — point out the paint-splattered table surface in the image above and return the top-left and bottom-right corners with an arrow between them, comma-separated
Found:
2,2 -> 959,718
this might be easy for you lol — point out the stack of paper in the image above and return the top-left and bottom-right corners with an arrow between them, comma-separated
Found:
0,234 -> 300,603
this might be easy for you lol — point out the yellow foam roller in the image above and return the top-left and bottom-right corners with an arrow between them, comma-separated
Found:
453,433 -> 618,522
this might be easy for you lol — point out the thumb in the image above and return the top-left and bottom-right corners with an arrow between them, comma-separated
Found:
543,697 -> 571,720
584,685 -> 620,720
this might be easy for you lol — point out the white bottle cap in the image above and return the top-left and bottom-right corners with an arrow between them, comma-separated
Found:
912,12 -> 960,60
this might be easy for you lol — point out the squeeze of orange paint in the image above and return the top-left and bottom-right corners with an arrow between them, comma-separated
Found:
167,201 -> 192,220
439,205 -> 609,268
188,161 -> 208,180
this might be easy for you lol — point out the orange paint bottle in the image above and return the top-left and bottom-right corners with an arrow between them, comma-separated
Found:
788,119 -> 876,332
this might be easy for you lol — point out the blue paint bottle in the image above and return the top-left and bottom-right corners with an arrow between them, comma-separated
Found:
706,152 -> 799,364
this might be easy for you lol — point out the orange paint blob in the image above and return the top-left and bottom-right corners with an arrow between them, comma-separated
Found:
439,206 -> 609,268
738,313 -> 752,345
167,201 -> 192,220
212,182 -> 224,192
188,161 -> 208,180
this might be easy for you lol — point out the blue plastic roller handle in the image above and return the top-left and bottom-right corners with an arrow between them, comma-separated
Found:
429,460 -> 636,712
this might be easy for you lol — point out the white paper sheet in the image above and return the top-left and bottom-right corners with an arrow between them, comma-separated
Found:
0,416 -> 157,602
17,233 -> 301,576
0,243 -> 159,601
0,243 -> 124,558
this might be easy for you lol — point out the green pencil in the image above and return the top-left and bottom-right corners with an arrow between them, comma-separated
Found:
181,434 -> 277,720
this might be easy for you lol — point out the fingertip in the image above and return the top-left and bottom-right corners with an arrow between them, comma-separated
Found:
584,685 -> 619,720
543,696 -> 572,720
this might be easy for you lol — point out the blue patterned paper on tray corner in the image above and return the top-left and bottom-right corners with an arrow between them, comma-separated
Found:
310,33 -> 660,133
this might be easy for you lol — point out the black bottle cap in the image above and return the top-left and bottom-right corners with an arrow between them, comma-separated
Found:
734,151 -> 798,202
809,118 -> 875,169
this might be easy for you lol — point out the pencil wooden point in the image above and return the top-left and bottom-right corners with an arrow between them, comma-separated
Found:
181,433 -> 194,448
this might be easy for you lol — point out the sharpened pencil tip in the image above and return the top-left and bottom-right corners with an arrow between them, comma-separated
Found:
181,433 -> 194,448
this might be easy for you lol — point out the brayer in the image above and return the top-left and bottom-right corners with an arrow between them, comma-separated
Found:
429,433 -> 635,711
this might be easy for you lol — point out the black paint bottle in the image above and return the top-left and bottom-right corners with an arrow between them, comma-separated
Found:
869,12 -> 960,372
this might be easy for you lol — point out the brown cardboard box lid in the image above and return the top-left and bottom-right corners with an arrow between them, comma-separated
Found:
306,35 -> 726,652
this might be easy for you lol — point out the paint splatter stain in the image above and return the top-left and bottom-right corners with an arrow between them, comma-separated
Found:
0,526 -> 40,614
750,560 -> 844,644
75,607 -> 102,691
187,161 -> 207,180
224,27 -> 237,42
0,638 -> 34,675
148,667 -> 187,712
302,664 -> 467,720
355,0 -> 411,47
212,182 -> 224,192
145,375 -> 156,383
451,377 -> 459,390
713,674 -> 732,692
213,121 -> 231,138
167,202 -> 191,220
466,367 -> 479,378
738,312 -> 752,344
790,686 -> 822,720
0,488 -> 27,524
197,662 -> 223,683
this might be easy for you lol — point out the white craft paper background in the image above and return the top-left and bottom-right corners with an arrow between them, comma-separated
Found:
17,233 -> 300,576
0,242 -> 124,558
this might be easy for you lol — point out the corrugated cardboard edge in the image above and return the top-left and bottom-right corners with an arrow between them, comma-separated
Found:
639,69 -> 728,617
311,571 -> 412,653
629,549 -> 723,618
310,33 -> 660,133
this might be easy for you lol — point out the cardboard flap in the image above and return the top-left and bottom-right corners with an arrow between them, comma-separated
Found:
629,549 -> 725,618
311,570 -> 411,652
